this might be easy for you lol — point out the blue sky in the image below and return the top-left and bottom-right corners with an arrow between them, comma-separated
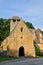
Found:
0,0 -> 43,30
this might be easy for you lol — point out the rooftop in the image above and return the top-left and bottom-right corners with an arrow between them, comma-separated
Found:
11,16 -> 20,20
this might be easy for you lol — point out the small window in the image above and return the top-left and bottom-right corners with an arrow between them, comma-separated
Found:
21,37 -> 23,39
17,19 -> 20,22
13,19 -> 16,22
21,27 -> 23,32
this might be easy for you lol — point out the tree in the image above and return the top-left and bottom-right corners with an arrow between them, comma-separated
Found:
25,22 -> 34,29
0,18 -> 10,45
0,18 -> 5,43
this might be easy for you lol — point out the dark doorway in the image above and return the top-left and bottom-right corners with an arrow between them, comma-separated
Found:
19,46 -> 25,56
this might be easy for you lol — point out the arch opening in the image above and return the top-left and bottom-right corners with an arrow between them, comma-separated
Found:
19,46 -> 25,56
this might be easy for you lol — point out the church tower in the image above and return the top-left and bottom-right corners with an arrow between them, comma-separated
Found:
10,16 -> 20,32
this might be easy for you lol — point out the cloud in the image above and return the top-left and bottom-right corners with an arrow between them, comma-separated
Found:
0,0 -> 43,29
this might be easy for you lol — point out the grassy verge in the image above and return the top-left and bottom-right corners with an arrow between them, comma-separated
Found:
0,56 -> 16,62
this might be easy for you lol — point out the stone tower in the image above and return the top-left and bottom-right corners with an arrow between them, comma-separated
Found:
10,16 -> 21,32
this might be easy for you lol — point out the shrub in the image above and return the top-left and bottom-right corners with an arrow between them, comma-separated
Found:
35,45 -> 43,56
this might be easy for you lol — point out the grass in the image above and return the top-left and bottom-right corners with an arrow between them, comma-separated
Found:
0,56 -> 16,62
0,53 -> 43,62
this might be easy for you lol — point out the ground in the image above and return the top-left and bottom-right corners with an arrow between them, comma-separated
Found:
0,57 -> 43,65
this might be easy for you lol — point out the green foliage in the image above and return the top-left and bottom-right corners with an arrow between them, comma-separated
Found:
41,31 -> 43,35
0,18 -> 10,44
35,45 -> 43,56
0,56 -> 15,62
25,22 -> 34,29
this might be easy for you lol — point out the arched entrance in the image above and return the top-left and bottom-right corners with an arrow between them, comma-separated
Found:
19,46 -> 25,56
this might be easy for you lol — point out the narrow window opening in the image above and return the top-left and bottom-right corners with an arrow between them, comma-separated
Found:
21,27 -> 23,32
17,19 -> 20,22
13,19 -> 16,22
21,37 -> 23,39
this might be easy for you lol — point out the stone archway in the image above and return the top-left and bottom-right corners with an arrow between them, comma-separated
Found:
19,46 -> 25,56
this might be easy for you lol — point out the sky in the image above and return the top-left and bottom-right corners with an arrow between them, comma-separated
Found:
0,0 -> 43,30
